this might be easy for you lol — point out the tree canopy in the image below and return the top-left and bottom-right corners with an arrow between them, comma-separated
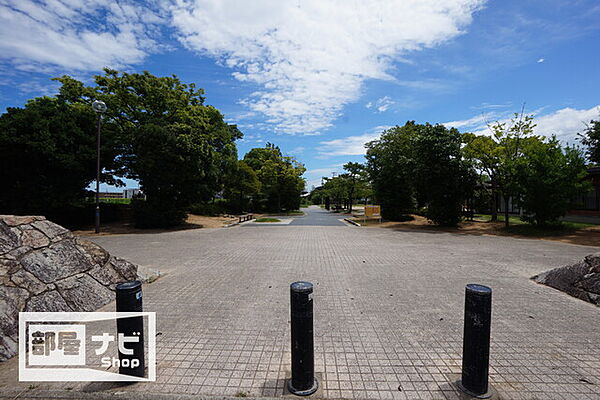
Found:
0,96 -> 120,220
1,69 -> 243,228
464,113 -> 590,226
580,119 -> 600,165
463,113 -> 540,227
243,143 -> 306,212
365,121 -> 475,225
513,139 -> 590,226
365,122 -> 417,220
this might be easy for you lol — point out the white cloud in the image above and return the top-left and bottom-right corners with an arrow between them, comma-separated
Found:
318,125 -> 393,156
287,146 -> 305,156
532,106 -> 599,141
446,106 -> 600,143
537,58 -> 545,63
170,0 -> 485,134
304,164 -> 345,188
366,96 -> 395,113
443,113 -> 494,129
319,133 -> 381,156
0,1 -> 165,72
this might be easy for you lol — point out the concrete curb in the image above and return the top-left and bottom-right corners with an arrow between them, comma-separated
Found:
344,218 -> 361,226
224,218 -> 255,228
0,389 -> 284,400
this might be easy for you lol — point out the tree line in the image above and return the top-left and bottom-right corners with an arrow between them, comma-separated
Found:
0,69 -> 305,228
310,114 -> 598,227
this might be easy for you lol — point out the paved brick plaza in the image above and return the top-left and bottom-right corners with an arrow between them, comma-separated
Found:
1,207 -> 599,399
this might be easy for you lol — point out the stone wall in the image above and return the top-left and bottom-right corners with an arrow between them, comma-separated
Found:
533,253 -> 600,306
0,215 -> 139,361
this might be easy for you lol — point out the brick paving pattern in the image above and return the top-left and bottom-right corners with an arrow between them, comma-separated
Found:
1,207 -> 599,399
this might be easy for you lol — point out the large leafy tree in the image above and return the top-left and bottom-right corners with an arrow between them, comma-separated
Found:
342,162 -> 367,212
579,119 -> 600,165
223,160 -> 260,212
0,96 -> 120,220
320,175 -> 350,210
463,113 -> 538,227
365,123 -> 418,220
365,121 -> 475,225
243,144 -> 305,212
514,138 -> 590,226
54,69 -> 242,227
411,123 -> 476,226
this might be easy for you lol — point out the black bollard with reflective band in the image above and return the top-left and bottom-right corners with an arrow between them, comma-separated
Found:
459,284 -> 492,398
288,281 -> 318,396
116,280 -> 145,377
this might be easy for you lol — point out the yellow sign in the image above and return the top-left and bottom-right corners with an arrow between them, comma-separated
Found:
364,205 -> 381,218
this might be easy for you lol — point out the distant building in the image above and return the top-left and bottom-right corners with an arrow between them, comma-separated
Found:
123,188 -> 143,199
570,167 -> 600,217
496,167 -> 600,222
98,192 -> 123,199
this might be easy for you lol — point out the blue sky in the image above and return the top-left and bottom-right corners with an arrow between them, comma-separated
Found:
1,0 -> 599,190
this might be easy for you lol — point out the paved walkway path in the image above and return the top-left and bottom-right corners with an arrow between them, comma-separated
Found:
2,206 -> 599,400
288,207 -> 347,226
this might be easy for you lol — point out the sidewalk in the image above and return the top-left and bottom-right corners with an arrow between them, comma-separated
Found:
1,213 -> 599,399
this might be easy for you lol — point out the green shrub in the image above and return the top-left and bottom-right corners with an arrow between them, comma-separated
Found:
189,201 -> 228,216
133,199 -> 187,228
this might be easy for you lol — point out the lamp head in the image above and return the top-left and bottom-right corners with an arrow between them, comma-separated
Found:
92,100 -> 107,113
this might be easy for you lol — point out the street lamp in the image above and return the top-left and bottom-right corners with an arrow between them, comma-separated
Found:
92,100 -> 107,234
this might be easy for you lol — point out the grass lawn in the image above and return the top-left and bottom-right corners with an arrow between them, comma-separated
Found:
473,213 -> 597,236
99,198 -> 131,204
265,210 -> 304,216
255,218 -> 281,223
354,213 -> 600,246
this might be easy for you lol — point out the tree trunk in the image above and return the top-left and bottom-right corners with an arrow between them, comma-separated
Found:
490,181 -> 497,222
348,190 -> 353,213
504,195 -> 510,228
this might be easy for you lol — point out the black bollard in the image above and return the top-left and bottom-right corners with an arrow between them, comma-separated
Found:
116,280 -> 145,377
459,284 -> 492,398
288,281 -> 318,396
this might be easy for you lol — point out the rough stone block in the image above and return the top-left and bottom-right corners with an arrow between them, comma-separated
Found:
20,227 -> 50,249
585,253 -> 600,272
0,215 -> 139,360
20,241 -> 93,283
0,215 -> 44,227
31,220 -> 70,239
10,269 -> 47,295
533,255 -> 600,306
110,256 -> 139,281
25,290 -> 71,312
76,238 -> 109,267
55,274 -> 115,311
0,222 -> 20,255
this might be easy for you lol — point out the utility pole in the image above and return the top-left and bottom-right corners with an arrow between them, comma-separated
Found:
92,100 -> 107,234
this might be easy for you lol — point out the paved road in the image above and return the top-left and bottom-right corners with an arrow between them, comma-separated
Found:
2,215 -> 599,400
290,206 -> 347,226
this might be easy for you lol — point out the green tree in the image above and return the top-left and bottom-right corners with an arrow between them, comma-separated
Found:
0,96 -> 120,221
223,160 -> 260,212
342,162 -> 367,212
579,119 -> 600,165
411,123 -> 476,226
320,175 -> 349,210
463,113 -> 538,227
365,122 -> 418,220
55,69 -> 242,228
244,144 -> 305,212
514,138 -> 590,226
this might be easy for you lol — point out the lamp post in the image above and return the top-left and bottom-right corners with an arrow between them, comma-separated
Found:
92,100 -> 107,234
